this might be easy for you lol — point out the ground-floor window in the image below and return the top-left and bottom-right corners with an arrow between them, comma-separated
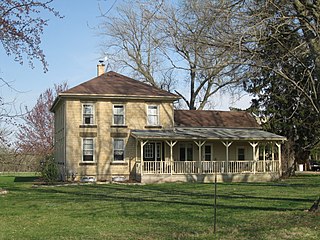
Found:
237,147 -> 245,161
113,138 -> 125,161
82,138 -> 94,162
204,145 -> 212,161
180,143 -> 193,161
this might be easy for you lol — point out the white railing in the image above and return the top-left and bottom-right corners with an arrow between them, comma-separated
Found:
141,160 -> 280,175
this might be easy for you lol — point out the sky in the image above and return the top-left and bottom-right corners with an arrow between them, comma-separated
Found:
0,0 -> 252,112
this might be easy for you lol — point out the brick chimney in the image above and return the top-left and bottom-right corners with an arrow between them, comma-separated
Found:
97,60 -> 105,76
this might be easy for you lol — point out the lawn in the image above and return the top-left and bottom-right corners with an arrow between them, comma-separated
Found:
0,174 -> 319,240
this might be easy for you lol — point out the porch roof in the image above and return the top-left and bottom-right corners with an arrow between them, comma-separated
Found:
131,127 -> 286,141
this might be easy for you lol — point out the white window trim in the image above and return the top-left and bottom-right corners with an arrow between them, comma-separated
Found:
203,144 -> 212,161
113,138 -> 125,162
82,138 -> 95,162
112,104 -> 125,126
147,105 -> 160,126
82,103 -> 95,125
144,143 -> 154,159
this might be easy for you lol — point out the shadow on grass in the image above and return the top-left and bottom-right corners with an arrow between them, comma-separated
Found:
29,184 -> 306,213
14,176 -> 38,183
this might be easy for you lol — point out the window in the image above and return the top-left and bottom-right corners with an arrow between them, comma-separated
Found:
113,138 -> 125,161
144,143 -> 154,159
237,147 -> 245,161
82,103 -> 94,125
113,105 -> 125,125
82,138 -> 94,162
143,142 -> 162,161
147,105 -> 159,126
204,145 -> 212,161
180,143 -> 193,161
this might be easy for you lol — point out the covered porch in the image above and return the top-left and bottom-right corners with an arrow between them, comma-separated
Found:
131,128 -> 286,183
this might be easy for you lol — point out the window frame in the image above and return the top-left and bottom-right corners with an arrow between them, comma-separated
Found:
82,138 -> 95,162
144,143 -> 154,159
203,144 -> 212,161
179,143 -> 193,161
113,138 -> 125,162
147,105 -> 159,126
237,147 -> 245,161
82,103 -> 94,125
113,104 -> 125,126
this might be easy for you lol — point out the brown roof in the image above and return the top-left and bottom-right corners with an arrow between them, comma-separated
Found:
174,110 -> 260,129
63,71 -> 179,99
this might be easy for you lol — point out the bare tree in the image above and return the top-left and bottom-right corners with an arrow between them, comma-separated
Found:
99,0 -> 244,109
15,83 -> 68,158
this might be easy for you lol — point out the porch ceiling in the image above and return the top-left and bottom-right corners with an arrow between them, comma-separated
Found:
131,127 -> 286,141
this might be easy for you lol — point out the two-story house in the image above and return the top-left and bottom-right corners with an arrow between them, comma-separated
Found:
50,63 -> 286,183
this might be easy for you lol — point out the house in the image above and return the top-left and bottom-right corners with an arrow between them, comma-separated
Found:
50,63 -> 286,183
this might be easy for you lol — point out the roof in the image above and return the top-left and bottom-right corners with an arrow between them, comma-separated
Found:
63,71 -> 179,99
174,110 -> 260,128
131,128 -> 286,141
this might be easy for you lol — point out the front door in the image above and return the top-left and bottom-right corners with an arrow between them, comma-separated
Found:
143,142 -> 162,161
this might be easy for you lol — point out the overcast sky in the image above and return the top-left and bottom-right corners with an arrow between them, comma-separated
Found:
0,0 -> 251,111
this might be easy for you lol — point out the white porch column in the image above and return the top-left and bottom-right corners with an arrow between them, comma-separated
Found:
276,143 -> 282,175
222,141 -> 233,173
195,140 -> 206,173
140,140 -> 148,177
135,138 -> 138,178
250,142 -> 259,174
165,140 -> 177,175
263,144 -> 266,172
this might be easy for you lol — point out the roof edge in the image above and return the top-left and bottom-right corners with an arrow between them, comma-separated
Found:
58,92 -> 180,101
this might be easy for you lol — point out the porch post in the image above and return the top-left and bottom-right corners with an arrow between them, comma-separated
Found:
165,140 -> 177,175
195,140 -> 206,173
276,143 -> 282,175
250,142 -> 259,174
263,144 -> 266,172
135,138 -> 138,179
222,141 -> 233,173
140,140 -> 148,177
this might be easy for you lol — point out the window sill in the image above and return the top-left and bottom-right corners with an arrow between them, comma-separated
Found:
111,125 -> 128,128
111,162 -> 128,165
145,125 -> 162,129
79,162 -> 96,166
79,124 -> 97,128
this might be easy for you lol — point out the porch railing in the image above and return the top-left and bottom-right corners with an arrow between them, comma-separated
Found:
141,160 -> 280,175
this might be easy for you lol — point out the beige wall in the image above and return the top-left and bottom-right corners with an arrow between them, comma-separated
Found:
53,101 -> 66,179
54,97 -> 263,182
55,98 -> 175,181
171,141 -> 254,162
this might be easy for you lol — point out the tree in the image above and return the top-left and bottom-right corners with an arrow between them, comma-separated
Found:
235,0 -> 320,171
15,83 -> 68,158
99,0 -> 244,109
0,0 -> 61,72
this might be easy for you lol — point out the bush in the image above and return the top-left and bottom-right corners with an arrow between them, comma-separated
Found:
40,156 -> 58,183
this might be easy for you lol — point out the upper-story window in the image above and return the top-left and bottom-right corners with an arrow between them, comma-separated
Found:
82,103 -> 94,125
147,105 -> 159,126
113,105 -> 125,125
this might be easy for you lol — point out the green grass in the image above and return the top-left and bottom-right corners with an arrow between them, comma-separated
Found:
0,174 -> 320,240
